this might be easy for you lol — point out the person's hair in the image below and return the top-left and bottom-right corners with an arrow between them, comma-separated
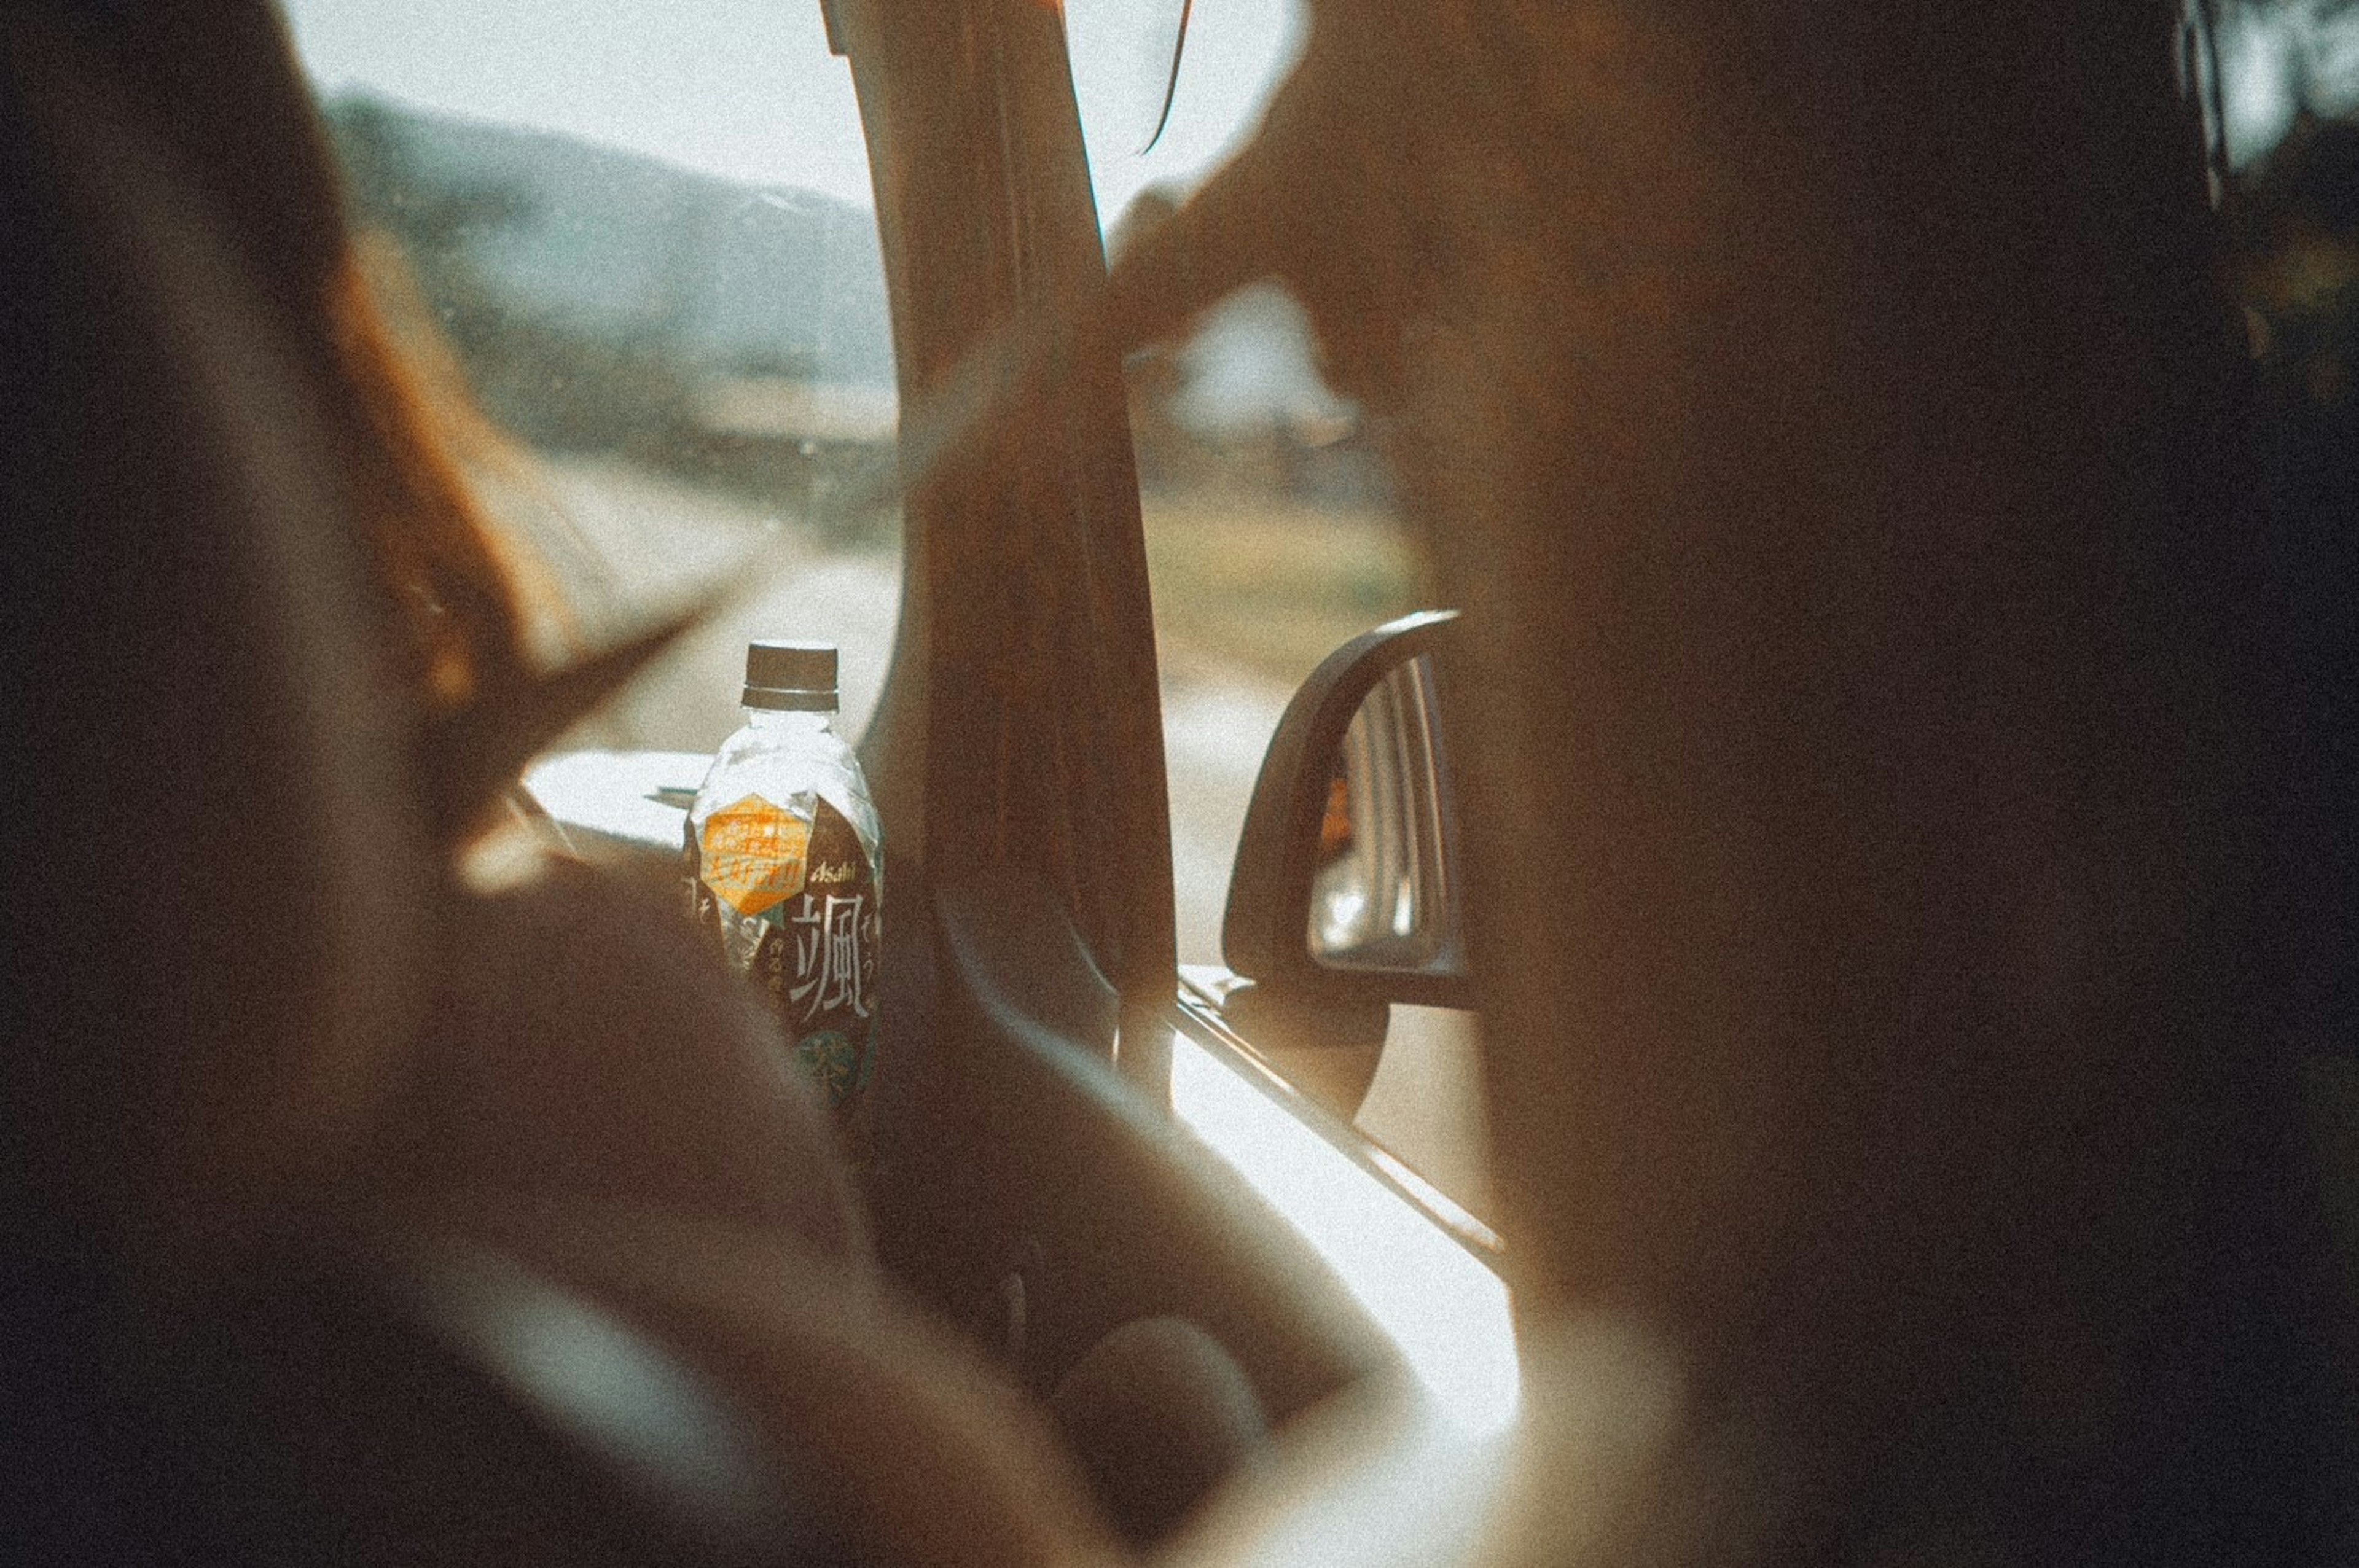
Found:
323,251 -> 535,720
77,0 -> 554,787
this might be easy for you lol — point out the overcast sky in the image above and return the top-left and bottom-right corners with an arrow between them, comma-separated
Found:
279,0 -> 1302,224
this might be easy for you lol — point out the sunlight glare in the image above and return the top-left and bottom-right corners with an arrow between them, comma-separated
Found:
1168,1033 -> 1520,1434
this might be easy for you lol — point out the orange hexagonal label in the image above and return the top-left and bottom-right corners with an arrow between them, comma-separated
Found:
698,794 -> 810,916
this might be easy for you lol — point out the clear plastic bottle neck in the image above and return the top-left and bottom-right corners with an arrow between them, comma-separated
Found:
746,706 -> 839,736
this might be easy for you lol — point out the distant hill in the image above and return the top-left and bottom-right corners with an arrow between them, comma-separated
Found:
319,93 -> 1379,508
324,93 -> 895,388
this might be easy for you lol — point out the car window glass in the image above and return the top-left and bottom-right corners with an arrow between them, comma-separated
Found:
1064,0 -> 1301,223
1069,0 -> 1400,967
281,0 -> 901,751
1068,2 -> 1491,1216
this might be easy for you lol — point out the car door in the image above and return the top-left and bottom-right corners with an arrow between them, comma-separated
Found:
827,0 -> 1411,1414
836,0 -> 1524,1438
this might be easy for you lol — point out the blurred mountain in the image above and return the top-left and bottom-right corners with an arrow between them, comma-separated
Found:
324,95 -> 1384,510
325,93 -> 894,388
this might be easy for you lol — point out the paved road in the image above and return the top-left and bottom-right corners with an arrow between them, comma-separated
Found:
534,458 -> 1489,1217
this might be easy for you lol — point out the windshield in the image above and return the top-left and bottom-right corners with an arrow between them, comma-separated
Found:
281,0 -> 901,755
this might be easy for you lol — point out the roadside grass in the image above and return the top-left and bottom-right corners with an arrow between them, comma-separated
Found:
523,456 -> 1422,698
1141,492 -> 1425,686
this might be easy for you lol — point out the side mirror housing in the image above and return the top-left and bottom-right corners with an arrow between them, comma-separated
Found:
1222,610 -> 1469,1024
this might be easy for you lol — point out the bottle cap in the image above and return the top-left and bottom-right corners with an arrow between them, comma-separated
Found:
743,640 -> 839,712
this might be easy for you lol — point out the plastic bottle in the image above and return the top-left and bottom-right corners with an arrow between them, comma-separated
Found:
685,641 -> 883,1139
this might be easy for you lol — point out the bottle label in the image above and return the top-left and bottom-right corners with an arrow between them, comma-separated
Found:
698,793 -> 812,916
693,794 -> 879,1113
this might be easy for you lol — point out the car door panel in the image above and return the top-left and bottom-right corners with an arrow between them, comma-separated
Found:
836,0 -> 1396,1418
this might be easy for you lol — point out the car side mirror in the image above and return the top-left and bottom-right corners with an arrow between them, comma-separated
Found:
1221,610 -> 1469,1039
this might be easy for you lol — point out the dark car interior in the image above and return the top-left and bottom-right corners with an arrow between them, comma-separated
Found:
9,4 -> 1391,1559
10,0 -> 2359,1563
